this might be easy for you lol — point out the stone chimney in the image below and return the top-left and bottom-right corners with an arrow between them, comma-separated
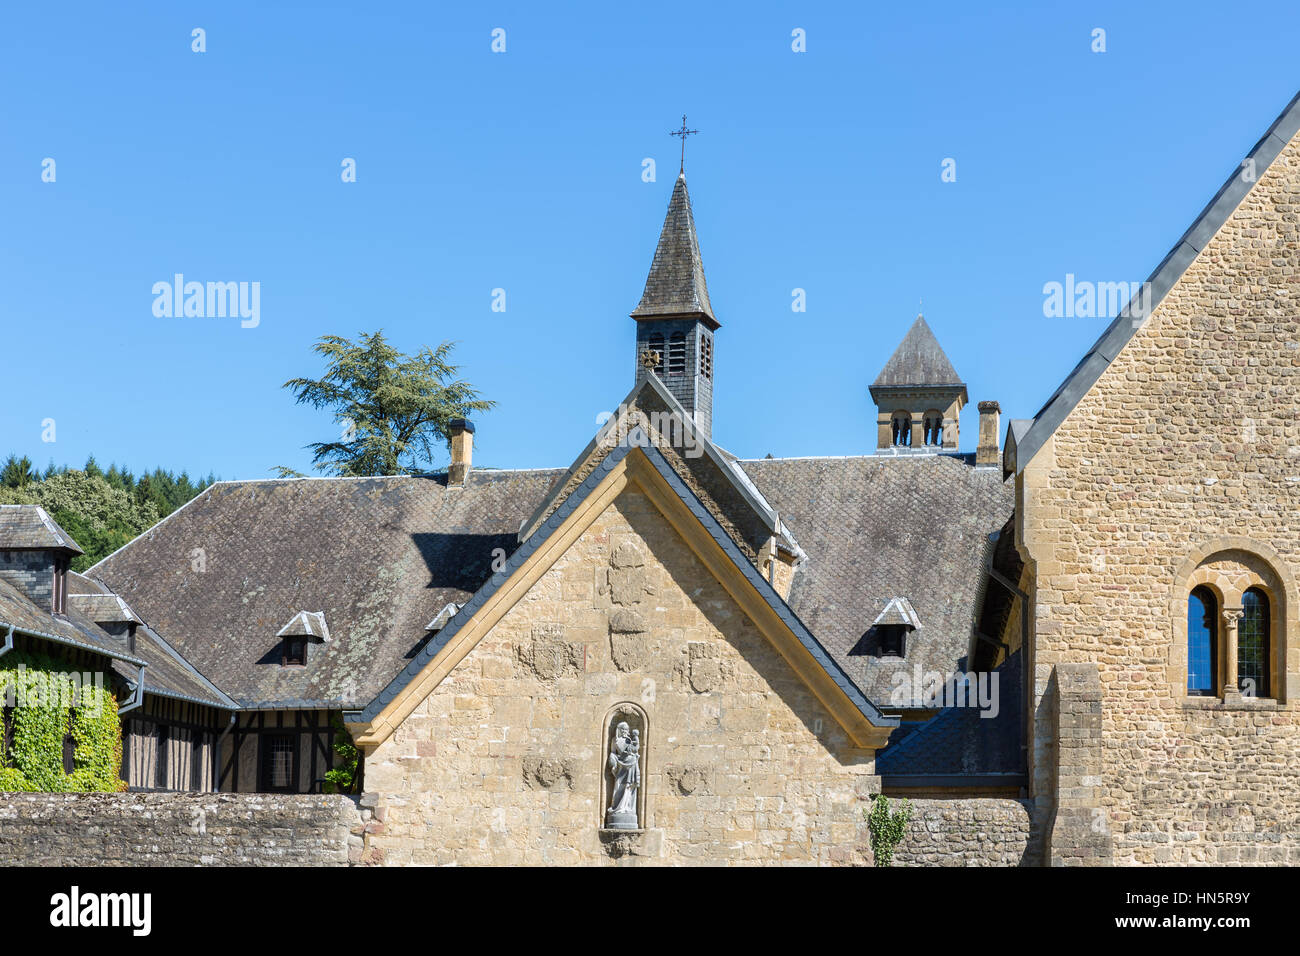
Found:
448,419 -> 474,485
976,401 -> 1001,466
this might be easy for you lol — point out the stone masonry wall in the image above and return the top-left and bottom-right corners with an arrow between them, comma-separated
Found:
360,485 -> 880,865
0,550 -> 55,609
1018,131 -> 1300,864
893,798 -> 1039,866
0,792 -> 362,866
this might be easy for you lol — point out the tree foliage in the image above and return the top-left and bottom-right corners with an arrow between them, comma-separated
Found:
283,331 -> 495,476
0,456 -> 214,571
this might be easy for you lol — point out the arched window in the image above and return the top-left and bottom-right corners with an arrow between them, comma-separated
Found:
923,412 -> 943,446
666,332 -> 687,375
1240,587 -> 1270,697
1187,586 -> 1217,696
646,333 -> 664,375
891,412 -> 911,446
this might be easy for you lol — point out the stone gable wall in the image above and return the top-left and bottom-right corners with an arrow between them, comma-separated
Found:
1018,132 -> 1300,864
0,792 -> 362,866
359,486 -> 880,865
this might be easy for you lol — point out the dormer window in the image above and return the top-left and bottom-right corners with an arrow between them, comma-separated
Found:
282,636 -> 306,666
275,611 -> 329,667
879,626 -> 907,658
872,597 -> 922,658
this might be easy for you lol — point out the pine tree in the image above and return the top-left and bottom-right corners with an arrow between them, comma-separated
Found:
283,331 -> 495,476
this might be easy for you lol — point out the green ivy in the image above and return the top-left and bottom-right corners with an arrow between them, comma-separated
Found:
0,649 -> 124,792
866,794 -> 913,867
322,712 -> 359,794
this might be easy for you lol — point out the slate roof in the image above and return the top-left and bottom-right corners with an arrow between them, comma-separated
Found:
90,472 -> 564,709
630,175 -> 718,328
354,433 -> 896,732
869,315 -> 967,397
0,505 -> 84,554
875,651 -> 1023,779
735,454 -> 1014,708
1014,90 -> 1300,473
65,572 -> 235,708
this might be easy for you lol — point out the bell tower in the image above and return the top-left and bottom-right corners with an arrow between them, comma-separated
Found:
870,314 -> 967,451
631,173 -> 719,439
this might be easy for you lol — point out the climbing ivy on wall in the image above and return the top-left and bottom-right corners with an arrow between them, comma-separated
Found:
0,649 -> 124,793
866,793 -> 913,867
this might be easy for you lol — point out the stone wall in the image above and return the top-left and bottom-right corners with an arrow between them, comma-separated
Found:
0,792 -> 362,866
360,485 -> 880,866
1017,130 -> 1300,864
893,798 -> 1039,866
0,549 -> 55,609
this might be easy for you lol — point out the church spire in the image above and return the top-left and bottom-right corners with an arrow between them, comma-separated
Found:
632,173 -> 719,439
630,175 -> 718,327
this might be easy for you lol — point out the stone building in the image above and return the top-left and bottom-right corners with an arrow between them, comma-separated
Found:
3,90 -> 1298,866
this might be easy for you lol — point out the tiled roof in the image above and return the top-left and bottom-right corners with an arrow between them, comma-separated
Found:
630,175 -> 718,327
870,315 -> 965,394
0,505 -> 84,554
91,472 -> 564,709
736,454 -> 1013,708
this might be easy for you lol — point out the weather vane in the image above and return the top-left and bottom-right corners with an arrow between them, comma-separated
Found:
670,114 -> 699,175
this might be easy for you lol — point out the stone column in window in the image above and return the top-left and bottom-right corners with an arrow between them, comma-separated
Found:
1223,607 -> 1243,698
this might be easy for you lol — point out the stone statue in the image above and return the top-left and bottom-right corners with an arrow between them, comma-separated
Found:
606,721 -> 641,829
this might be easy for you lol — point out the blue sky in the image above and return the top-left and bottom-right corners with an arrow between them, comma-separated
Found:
1,1 -> 1297,478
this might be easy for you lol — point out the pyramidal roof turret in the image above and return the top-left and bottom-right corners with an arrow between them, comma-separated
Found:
870,314 -> 965,395
631,174 -> 719,329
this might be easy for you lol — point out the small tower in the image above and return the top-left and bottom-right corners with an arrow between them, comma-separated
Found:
869,314 -> 967,451
631,174 -> 719,438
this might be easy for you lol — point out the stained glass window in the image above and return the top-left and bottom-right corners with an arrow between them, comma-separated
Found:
1239,588 -> 1270,697
1187,586 -> 1217,696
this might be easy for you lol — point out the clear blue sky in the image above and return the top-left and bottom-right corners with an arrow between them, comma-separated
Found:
2,1 -> 1297,478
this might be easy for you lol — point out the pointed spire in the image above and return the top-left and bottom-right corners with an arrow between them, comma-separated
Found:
631,175 -> 719,329
871,314 -> 964,390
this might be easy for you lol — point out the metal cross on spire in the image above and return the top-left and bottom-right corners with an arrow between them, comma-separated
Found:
670,114 -> 699,175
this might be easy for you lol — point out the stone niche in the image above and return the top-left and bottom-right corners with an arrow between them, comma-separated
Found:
598,701 -> 661,859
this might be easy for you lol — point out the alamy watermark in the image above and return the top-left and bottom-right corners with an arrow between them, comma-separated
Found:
1043,274 -> 1153,326
152,274 -> 260,328
1,664 -> 105,715
889,666 -> 1000,718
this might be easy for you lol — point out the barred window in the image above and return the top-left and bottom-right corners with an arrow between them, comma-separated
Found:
1187,586 -> 1217,696
264,735 -> 295,792
700,332 -> 713,379
1239,588 -> 1270,697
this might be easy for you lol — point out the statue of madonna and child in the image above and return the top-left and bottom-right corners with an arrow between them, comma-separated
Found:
605,721 -> 641,830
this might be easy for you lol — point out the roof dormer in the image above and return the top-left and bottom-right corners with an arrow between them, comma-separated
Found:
276,610 -> 329,666
0,505 -> 84,614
